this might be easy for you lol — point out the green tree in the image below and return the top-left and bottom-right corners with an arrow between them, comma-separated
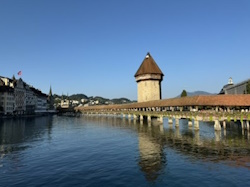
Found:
181,90 -> 187,97
12,75 -> 16,81
246,81 -> 250,94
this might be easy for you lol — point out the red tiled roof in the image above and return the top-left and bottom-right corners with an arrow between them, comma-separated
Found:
77,95 -> 250,111
134,52 -> 164,77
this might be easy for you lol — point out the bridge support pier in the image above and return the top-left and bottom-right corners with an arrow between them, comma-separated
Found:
214,120 -> 221,131
140,115 -> 143,122
147,115 -> 151,122
168,118 -> 173,124
223,121 -> 226,129
241,121 -> 244,129
140,120 -> 143,125
175,126 -> 180,138
122,114 -> 126,118
128,114 -> 131,119
175,118 -> 179,127
133,115 -> 137,120
195,130 -> 200,144
247,121 -> 249,131
188,120 -> 192,127
215,131 -> 221,141
158,116 -> 163,123
194,120 -> 199,130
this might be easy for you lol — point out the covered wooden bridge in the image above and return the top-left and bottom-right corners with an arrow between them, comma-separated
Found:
76,95 -> 250,131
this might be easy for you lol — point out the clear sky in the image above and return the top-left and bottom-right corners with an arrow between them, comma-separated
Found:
1,0 -> 250,100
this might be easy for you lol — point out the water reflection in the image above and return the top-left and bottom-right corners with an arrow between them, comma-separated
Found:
1,115 -> 250,184
83,115 -> 250,175
138,126 -> 166,181
0,116 -> 53,157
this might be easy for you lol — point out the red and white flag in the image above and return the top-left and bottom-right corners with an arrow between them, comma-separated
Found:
17,71 -> 22,76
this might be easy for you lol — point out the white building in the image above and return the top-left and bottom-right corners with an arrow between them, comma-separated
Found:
72,100 -> 79,105
81,98 -> 88,103
61,99 -> 71,108
0,76 -> 50,115
30,87 -> 48,113
25,84 -> 36,114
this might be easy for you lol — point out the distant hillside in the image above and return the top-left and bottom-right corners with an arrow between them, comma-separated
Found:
53,93 -> 133,104
70,94 -> 88,100
90,96 -> 109,104
176,91 -> 215,98
54,94 -> 88,100
111,98 -> 131,104
90,96 -> 133,104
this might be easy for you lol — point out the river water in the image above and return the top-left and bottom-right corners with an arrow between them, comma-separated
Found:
0,115 -> 249,187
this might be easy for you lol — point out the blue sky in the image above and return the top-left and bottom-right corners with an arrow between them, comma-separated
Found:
1,0 -> 250,100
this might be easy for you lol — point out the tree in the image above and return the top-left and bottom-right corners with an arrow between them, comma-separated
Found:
181,90 -> 187,97
12,75 -> 16,81
246,81 -> 250,94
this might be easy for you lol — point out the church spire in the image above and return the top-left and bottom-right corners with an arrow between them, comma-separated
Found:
49,85 -> 53,96
47,85 -> 54,110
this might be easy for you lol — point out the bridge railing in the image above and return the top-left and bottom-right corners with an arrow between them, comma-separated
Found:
79,109 -> 250,122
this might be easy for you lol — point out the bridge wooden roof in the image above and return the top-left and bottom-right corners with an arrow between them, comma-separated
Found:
134,52 -> 164,77
77,95 -> 250,111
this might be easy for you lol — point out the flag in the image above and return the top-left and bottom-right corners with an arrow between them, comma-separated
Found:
18,71 -> 22,76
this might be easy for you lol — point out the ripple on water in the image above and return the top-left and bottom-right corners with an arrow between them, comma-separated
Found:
0,116 -> 250,187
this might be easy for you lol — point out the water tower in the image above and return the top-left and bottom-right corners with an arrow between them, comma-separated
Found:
134,53 -> 164,102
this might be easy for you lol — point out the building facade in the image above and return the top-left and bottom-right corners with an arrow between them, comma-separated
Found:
0,85 -> 15,115
61,99 -> 71,108
25,84 -> 36,114
14,78 -> 26,114
30,87 -> 48,113
135,53 -> 164,102
0,76 -> 52,115
220,78 -> 250,95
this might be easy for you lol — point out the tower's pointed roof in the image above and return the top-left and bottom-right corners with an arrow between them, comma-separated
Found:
134,52 -> 164,77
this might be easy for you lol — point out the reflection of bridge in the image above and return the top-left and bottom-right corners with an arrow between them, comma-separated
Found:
82,115 -> 250,177
76,94 -> 250,132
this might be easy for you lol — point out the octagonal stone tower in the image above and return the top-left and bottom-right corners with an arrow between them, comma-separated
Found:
135,52 -> 164,102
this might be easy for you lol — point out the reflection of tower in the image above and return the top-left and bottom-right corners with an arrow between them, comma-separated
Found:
135,53 -> 164,102
138,132 -> 165,181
